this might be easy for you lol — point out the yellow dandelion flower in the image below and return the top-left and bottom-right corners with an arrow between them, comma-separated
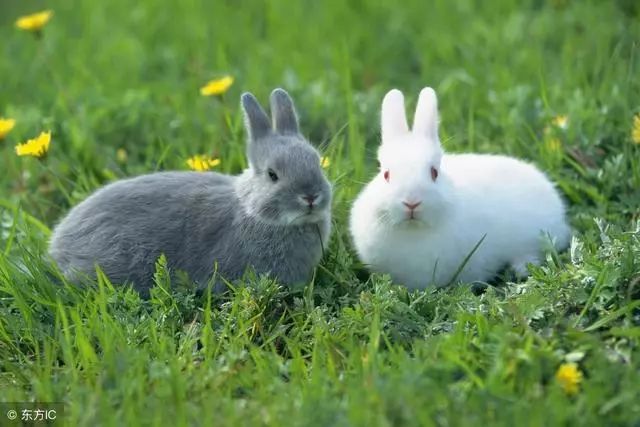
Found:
552,115 -> 569,130
200,76 -> 234,96
0,118 -> 16,140
116,148 -> 128,163
15,131 -> 51,158
555,363 -> 583,395
632,114 -> 640,145
320,156 -> 331,168
186,155 -> 221,172
545,137 -> 562,153
15,10 -> 53,32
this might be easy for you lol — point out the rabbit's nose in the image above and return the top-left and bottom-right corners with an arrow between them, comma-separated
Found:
302,194 -> 318,206
402,201 -> 422,211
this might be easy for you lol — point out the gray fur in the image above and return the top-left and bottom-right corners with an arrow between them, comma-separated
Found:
49,89 -> 332,296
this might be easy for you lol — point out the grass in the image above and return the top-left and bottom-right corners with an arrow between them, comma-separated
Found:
1,0 -> 639,425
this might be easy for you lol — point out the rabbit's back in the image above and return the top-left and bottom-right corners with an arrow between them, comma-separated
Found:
444,153 -> 570,250
49,172 -> 237,293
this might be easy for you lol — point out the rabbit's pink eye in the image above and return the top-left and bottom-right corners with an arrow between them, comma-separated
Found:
431,167 -> 438,182
383,170 -> 390,182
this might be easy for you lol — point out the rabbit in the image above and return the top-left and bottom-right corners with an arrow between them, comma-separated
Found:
49,88 -> 332,296
349,87 -> 571,290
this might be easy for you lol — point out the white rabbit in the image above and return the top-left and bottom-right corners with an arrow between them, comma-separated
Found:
349,87 -> 571,289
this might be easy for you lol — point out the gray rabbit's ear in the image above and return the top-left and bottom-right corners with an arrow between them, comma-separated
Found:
241,92 -> 272,141
270,88 -> 300,135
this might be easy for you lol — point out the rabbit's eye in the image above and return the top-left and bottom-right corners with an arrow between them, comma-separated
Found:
383,170 -> 390,182
268,169 -> 279,182
431,166 -> 438,182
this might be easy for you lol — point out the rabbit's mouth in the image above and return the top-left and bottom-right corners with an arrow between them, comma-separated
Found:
402,216 -> 426,225
384,209 -> 428,227
286,208 -> 327,226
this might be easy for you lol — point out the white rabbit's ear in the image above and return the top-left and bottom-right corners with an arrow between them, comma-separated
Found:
412,87 -> 439,141
381,89 -> 409,141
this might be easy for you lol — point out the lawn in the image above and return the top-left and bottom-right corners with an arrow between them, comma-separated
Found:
1,0 -> 639,425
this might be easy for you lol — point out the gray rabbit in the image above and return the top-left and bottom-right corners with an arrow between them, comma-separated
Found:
49,88 -> 332,295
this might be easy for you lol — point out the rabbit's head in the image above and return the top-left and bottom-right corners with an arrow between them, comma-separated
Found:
236,88 -> 331,226
375,88 -> 451,227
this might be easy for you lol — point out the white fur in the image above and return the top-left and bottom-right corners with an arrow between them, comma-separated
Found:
349,88 -> 571,289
